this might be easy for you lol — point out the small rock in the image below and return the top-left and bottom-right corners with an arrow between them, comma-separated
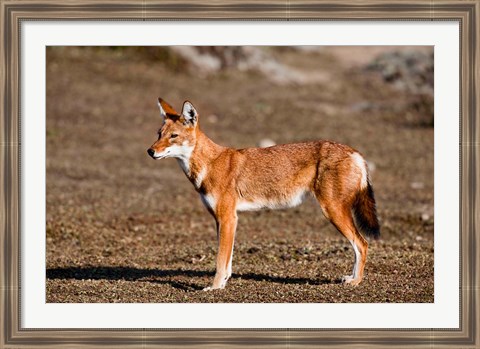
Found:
207,114 -> 218,123
258,138 -> 276,148
191,255 -> 206,264
294,46 -> 324,52
351,101 -> 376,112
367,161 -> 376,173
411,182 -> 424,190
280,253 -> 292,260
421,213 -> 430,221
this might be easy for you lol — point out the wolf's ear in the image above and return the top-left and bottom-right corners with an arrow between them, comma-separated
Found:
157,99 -> 167,120
157,98 -> 179,120
181,101 -> 198,126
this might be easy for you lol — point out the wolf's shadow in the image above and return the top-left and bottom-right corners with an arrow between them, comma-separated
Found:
47,266 -> 338,291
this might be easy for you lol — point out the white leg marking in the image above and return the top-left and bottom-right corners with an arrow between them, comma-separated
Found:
351,152 -> 368,189
226,255 -> 233,279
342,239 -> 361,284
351,240 -> 361,279
226,234 -> 236,279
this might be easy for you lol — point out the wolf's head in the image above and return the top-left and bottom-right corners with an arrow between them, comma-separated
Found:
147,98 -> 199,161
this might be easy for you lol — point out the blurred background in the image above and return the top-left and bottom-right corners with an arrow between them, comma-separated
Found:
46,46 -> 433,303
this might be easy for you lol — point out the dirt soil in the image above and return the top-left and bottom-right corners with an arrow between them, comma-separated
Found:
46,46 -> 434,303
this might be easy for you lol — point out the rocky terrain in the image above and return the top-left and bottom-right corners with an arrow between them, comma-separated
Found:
46,46 -> 434,303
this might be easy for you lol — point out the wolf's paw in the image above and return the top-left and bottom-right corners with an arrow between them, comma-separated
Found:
342,275 -> 361,286
202,284 -> 225,291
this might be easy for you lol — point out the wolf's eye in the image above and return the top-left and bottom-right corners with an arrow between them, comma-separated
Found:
170,134 -> 178,139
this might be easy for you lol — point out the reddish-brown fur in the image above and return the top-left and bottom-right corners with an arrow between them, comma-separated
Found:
148,98 -> 380,290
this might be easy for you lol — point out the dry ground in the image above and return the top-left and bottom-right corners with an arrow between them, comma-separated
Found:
46,46 -> 434,303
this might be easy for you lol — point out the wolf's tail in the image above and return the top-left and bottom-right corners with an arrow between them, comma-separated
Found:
352,180 -> 380,239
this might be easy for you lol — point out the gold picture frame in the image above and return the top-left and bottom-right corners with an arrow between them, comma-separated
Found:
1,0 -> 478,348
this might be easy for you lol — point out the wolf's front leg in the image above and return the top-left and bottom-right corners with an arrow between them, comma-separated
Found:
203,204 -> 237,291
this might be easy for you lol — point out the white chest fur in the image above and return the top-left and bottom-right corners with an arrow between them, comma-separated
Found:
200,193 -> 217,211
